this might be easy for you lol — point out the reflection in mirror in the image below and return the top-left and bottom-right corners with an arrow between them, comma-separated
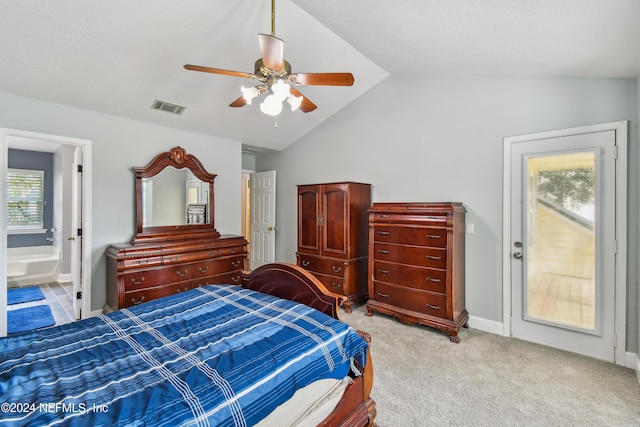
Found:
141,167 -> 209,227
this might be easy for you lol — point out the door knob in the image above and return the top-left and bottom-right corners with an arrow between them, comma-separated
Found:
268,226 -> 274,231
513,252 -> 523,259
67,236 -> 75,241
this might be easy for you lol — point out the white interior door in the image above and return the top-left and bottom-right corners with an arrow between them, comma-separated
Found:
249,170 -> 276,270
71,148 -> 82,319
510,130 -> 617,362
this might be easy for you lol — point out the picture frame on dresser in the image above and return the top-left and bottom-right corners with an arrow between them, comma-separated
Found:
106,146 -> 248,311
366,202 -> 469,342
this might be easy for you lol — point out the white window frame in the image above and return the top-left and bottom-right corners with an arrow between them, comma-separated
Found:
7,168 -> 46,234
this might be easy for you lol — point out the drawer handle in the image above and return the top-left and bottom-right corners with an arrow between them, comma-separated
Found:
377,269 -> 389,274
167,256 -> 178,263
231,276 -> 240,283
131,296 -> 145,305
302,260 -> 311,267
378,214 -> 389,219
230,248 -> 238,254
426,304 -> 441,310
208,250 -> 219,257
199,266 -> 210,273
232,260 -> 241,267
427,234 -> 441,239
332,266 -> 342,273
377,231 -> 390,236
426,277 -> 442,283
377,292 -> 390,298
426,255 -> 442,260
378,250 -> 390,254
130,277 -> 145,285
136,259 -> 149,266
176,269 -> 188,277
332,282 -> 342,290
176,287 -> 189,293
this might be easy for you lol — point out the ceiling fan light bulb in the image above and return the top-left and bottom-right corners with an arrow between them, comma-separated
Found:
271,79 -> 291,101
241,85 -> 259,104
288,94 -> 303,111
260,94 -> 283,116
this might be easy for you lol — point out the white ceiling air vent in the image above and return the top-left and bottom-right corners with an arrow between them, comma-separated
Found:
151,99 -> 186,115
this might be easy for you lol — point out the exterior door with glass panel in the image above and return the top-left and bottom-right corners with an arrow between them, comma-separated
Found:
510,130 -> 616,362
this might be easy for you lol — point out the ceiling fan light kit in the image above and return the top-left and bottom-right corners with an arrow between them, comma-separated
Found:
184,0 -> 354,118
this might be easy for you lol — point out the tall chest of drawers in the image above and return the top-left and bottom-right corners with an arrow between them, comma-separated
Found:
366,202 -> 468,342
106,235 -> 247,311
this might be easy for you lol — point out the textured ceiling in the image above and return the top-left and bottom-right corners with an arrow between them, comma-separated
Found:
0,0 -> 638,152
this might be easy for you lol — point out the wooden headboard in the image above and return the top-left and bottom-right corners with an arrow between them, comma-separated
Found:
241,263 -> 344,320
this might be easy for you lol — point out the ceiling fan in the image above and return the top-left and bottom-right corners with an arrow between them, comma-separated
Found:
184,0 -> 354,116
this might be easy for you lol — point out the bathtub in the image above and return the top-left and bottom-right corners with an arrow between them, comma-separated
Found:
7,246 -> 61,287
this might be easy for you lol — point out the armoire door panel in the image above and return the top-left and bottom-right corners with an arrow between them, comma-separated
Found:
297,187 -> 320,253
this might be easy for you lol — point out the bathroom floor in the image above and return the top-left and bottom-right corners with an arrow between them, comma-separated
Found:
7,282 -> 75,327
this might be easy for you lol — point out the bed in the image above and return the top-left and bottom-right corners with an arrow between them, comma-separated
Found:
0,263 -> 376,426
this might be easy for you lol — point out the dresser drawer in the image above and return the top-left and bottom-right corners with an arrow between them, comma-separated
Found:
298,254 -> 346,278
373,226 -> 447,248
373,243 -> 446,269
123,256 -> 163,270
197,270 -> 243,287
371,281 -> 446,318
372,261 -> 446,294
192,256 -> 245,278
123,266 -> 192,291
311,272 -> 349,295
371,213 -> 447,227
124,282 -> 192,307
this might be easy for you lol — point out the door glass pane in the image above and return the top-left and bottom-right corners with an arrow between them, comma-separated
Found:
525,151 -> 596,330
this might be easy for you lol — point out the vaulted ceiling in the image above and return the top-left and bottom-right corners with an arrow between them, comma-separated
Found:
1,0 -> 638,153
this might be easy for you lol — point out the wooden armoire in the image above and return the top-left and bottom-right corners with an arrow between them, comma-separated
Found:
296,182 -> 371,313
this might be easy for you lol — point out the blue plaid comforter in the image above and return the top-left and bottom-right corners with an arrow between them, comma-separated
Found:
0,285 -> 368,426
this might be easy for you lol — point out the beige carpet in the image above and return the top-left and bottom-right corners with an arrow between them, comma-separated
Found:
342,304 -> 640,426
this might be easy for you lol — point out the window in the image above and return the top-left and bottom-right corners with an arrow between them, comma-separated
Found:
7,168 -> 45,232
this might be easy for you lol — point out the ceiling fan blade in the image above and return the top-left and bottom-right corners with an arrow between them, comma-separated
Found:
292,73 -> 355,86
184,64 -> 254,79
229,96 -> 247,108
258,34 -> 284,71
290,87 -> 317,113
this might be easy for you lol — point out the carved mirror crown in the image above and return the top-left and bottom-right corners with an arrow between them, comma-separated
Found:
133,146 -> 220,244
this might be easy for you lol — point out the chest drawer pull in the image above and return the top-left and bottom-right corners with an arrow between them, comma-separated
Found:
176,287 -> 189,293
427,234 -> 441,239
198,266 -> 210,273
377,269 -> 390,274
426,304 -> 441,310
377,231 -> 390,236
377,292 -> 390,298
208,250 -> 219,257
301,260 -> 311,267
131,296 -> 145,305
175,269 -> 188,277
136,259 -> 149,266
167,256 -> 179,263
378,214 -> 389,219
332,266 -> 342,273
332,282 -> 342,290
231,275 -> 240,283
130,277 -> 145,285
426,277 -> 442,283
426,255 -> 442,260
232,260 -> 241,267
378,250 -> 390,254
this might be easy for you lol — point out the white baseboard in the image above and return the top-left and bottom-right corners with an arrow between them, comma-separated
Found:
634,353 -> 640,385
468,315 -> 503,335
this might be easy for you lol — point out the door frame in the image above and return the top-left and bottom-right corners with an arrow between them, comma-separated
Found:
0,128 -> 92,336
502,121 -> 627,364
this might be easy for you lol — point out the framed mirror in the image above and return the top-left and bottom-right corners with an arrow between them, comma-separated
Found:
132,146 -> 220,244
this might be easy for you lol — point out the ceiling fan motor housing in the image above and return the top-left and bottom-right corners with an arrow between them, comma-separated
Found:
254,58 -> 291,78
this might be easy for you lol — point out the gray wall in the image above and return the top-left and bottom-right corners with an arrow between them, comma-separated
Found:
256,75 -> 639,353
0,91 -> 243,312
7,149 -> 54,248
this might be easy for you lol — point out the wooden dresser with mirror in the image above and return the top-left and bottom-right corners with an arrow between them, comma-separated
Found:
106,146 -> 247,311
